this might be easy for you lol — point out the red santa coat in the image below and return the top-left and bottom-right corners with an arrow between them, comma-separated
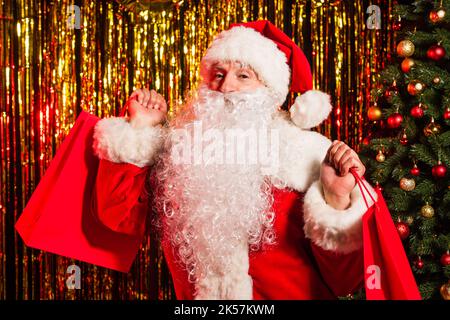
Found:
92,109 -> 376,300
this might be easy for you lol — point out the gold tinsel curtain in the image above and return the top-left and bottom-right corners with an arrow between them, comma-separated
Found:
0,0 -> 395,300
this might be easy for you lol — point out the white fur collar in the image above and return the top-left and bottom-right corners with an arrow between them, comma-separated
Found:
263,112 -> 331,193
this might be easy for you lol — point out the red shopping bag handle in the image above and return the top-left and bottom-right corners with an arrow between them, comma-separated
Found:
119,95 -> 138,117
349,168 -> 376,209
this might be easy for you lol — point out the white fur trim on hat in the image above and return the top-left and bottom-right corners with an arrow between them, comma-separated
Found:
200,26 -> 290,105
93,117 -> 165,168
289,90 -> 332,129
303,180 -> 377,254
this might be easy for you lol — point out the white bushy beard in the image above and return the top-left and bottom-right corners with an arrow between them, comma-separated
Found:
152,85 -> 279,299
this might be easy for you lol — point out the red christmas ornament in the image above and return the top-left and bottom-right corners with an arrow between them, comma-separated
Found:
427,44 -> 446,61
441,251 -> 450,266
410,165 -> 420,176
391,84 -> 399,95
384,83 -> 399,99
410,104 -> 424,118
384,90 -> 393,99
400,133 -> 408,145
429,10 -> 440,23
401,58 -> 415,73
444,108 -> 450,120
415,257 -> 424,269
432,162 -> 447,178
362,137 -> 371,146
393,19 -> 402,31
387,113 -> 403,128
395,221 -> 410,240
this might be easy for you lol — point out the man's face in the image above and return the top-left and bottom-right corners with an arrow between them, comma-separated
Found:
207,61 -> 264,93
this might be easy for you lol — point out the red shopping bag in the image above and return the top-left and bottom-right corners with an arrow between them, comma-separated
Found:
351,169 -> 421,300
15,109 -> 145,273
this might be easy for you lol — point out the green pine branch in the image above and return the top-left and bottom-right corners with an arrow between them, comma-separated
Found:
443,189 -> 450,205
410,143 -> 438,166
411,178 -> 438,200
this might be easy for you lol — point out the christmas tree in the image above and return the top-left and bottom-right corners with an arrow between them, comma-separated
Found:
359,0 -> 450,300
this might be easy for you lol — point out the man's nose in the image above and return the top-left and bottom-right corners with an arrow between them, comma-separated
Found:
218,74 -> 237,93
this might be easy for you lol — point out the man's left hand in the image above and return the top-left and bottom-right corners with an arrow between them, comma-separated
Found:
320,140 -> 365,210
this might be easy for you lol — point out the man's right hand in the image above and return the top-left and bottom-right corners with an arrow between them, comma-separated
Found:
127,88 -> 168,128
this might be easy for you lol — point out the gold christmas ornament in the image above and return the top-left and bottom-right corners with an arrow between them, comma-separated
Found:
421,203 -> 435,218
433,76 -> 441,84
397,39 -> 415,57
407,80 -> 425,95
376,150 -> 385,162
440,281 -> 450,300
406,216 -> 414,225
437,7 -> 446,20
400,177 -> 415,191
423,118 -> 441,137
367,105 -> 382,120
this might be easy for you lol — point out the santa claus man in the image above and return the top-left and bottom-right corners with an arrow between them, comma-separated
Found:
92,20 -> 376,300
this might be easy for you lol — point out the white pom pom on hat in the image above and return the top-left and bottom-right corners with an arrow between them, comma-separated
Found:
290,90 -> 332,129
200,20 -> 332,129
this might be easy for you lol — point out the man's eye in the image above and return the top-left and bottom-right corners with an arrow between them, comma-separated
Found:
214,73 -> 224,79
239,74 -> 249,79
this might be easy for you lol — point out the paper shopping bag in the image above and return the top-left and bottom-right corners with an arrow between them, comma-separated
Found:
15,110 -> 145,273
351,170 -> 421,300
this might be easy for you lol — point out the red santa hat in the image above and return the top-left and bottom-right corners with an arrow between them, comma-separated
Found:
200,20 -> 332,129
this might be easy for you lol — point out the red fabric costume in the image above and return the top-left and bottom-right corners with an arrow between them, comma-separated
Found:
91,113 -> 376,300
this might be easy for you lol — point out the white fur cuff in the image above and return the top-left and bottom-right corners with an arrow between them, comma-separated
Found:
93,117 -> 165,168
303,180 -> 377,254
